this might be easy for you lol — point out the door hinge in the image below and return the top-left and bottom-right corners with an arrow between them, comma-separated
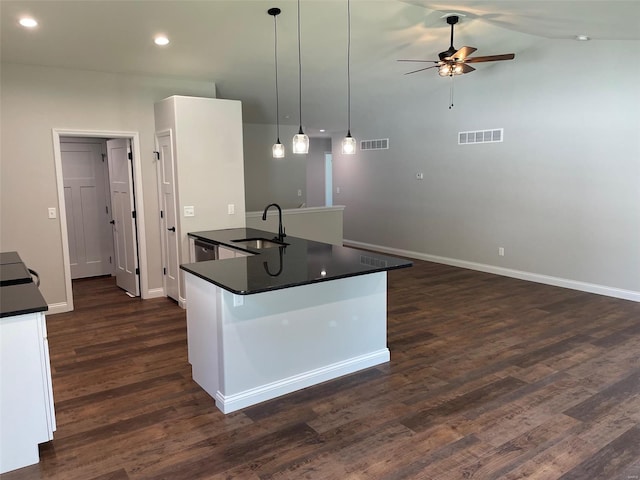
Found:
109,256 -> 112,264
135,267 -> 140,275
154,151 -> 160,160
132,210 -> 136,219
163,267 -> 167,275
101,153 -> 106,163
105,205 -> 109,214
160,210 -> 164,219
128,151 -> 132,160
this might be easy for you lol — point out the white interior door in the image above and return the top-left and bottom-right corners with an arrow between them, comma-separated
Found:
107,138 -> 140,296
156,131 -> 179,301
60,140 -> 114,279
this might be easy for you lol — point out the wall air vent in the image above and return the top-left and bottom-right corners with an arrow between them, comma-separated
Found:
360,138 -> 389,151
458,128 -> 503,145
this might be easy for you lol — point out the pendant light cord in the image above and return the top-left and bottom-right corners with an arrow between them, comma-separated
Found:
347,0 -> 351,134
273,12 -> 280,141
297,0 -> 303,132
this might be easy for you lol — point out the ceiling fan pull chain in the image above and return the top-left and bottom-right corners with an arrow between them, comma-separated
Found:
449,74 -> 455,109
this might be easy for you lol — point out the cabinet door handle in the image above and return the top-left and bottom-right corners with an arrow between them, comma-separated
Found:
168,226 -> 176,232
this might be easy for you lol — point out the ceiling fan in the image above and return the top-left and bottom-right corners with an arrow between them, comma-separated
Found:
398,15 -> 515,77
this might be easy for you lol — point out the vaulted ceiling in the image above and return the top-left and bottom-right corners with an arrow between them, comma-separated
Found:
2,1 -> 639,134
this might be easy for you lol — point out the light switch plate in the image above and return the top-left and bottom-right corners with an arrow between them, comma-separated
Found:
228,204 -> 235,215
48,207 -> 57,219
184,206 -> 195,217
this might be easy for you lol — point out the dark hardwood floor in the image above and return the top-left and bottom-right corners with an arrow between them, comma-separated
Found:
4,260 -> 640,479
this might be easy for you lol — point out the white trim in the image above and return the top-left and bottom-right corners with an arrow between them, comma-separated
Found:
245,205 -> 345,218
146,288 -> 166,299
47,302 -> 71,315
344,239 -> 640,303
52,129 -> 150,311
213,349 -> 389,414
178,296 -> 187,309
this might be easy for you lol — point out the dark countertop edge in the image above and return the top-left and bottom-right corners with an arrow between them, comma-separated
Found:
0,304 -> 48,318
0,282 -> 48,318
181,262 -> 412,296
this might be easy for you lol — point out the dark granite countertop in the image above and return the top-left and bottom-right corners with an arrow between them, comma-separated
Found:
1,261 -> 32,286
182,228 -> 412,295
0,251 -> 47,318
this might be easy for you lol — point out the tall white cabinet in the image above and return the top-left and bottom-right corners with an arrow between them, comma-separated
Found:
154,96 -> 246,305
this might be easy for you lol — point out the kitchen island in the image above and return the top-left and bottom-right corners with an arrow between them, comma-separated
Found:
181,228 -> 411,413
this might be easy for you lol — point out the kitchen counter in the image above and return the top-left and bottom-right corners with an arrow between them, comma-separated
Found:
183,228 -> 412,294
0,251 -> 47,317
0,252 -> 55,474
180,229 -> 412,414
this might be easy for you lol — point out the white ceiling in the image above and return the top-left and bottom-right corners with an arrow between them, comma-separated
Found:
2,0 -> 639,134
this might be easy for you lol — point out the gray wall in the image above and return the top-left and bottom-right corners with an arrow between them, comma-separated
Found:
332,38 -> 640,294
306,137 -> 332,207
242,123 -> 306,211
0,62 -> 216,306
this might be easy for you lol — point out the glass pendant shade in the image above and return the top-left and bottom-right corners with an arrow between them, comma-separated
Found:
293,128 -> 309,154
342,132 -> 356,155
272,140 -> 285,158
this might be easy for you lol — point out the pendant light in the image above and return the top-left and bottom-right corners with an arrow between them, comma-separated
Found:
292,0 -> 309,154
268,7 -> 285,158
341,0 -> 356,155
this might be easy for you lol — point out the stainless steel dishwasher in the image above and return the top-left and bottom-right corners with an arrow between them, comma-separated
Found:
193,239 -> 217,261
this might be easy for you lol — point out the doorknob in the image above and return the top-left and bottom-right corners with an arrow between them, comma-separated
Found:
110,220 -> 115,225
168,226 -> 176,232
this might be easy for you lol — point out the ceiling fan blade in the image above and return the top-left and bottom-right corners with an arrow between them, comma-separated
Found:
451,46 -> 477,60
464,53 -> 515,63
397,59 -> 439,63
404,65 -> 439,75
460,63 -> 476,74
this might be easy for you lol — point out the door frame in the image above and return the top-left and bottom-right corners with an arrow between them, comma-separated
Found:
52,129 -> 149,312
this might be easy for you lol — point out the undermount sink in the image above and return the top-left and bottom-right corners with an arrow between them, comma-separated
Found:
231,237 -> 288,250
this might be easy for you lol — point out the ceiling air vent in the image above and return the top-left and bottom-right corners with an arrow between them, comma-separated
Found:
458,128 -> 503,145
360,138 -> 389,151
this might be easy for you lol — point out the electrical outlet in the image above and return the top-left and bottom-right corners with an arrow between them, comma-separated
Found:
184,206 -> 195,217
297,189 -> 302,197
233,294 -> 244,307
48,207 -> 57,219
336,187 -> 341,194
228,204 -> 235,215
498,247 -> 505,256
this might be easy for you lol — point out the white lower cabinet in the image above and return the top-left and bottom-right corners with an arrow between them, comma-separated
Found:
0,312 -> 56,474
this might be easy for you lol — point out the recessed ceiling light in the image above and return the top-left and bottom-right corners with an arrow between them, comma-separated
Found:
19,17 -> 38,28
575,34 -> 590,41
319,129 -> 326,133
154,35 -> 170,46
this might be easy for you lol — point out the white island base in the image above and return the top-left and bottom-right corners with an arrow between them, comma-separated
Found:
184,272 -> 389,413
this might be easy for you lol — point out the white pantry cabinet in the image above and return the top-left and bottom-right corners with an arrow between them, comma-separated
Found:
154,96 -> 247,304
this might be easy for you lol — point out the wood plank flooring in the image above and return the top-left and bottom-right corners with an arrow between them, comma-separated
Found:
3,260 -> 640,479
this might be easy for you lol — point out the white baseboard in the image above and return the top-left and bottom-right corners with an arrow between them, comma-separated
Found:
145,288 -> 165,299
178,296 -> 186,309
344,239 -> 640,303
214,349 -> 390,414
47,302 -> 71,315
